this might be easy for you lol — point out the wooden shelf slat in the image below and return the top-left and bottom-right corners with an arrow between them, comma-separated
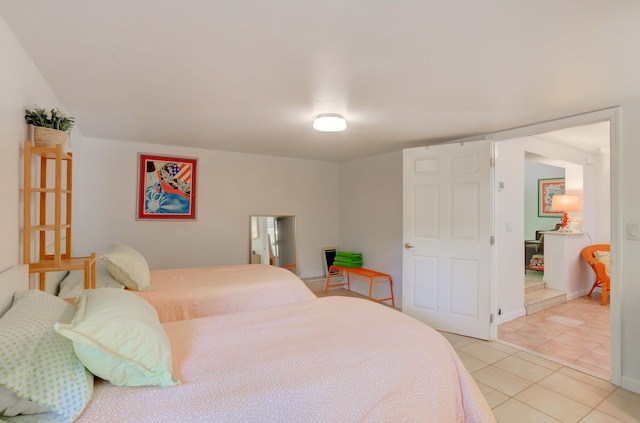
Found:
28,145 -> 72,160
29,224 -> 72,231
30,187 -> 71,194
28,255 -> 96,272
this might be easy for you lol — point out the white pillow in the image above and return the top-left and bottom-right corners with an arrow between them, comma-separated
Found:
99,243 -> 152,291
594,250 -> 611,275
55,288 -> 179,387
58,261 -> 125,299
0,290 -> 93,420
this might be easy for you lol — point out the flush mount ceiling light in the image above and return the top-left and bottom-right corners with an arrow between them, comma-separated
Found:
313,114 -> 347,132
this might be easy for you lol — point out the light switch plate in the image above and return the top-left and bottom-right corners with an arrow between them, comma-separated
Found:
627,222 -> 640,240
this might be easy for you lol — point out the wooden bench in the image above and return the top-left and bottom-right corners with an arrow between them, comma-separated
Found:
324,265 -> 394,307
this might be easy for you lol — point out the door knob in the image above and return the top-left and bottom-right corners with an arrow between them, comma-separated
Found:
404,243 -> 415,249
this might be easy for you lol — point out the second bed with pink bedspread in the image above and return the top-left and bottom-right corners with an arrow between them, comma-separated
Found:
132,264 -> 316,322
58,263 -> 316,323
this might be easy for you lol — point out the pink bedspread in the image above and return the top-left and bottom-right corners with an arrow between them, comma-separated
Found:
77,297 -> 495,422
132,264 -> 316,322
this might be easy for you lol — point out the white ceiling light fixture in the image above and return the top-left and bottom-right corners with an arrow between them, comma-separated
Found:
313,113 -> 347,132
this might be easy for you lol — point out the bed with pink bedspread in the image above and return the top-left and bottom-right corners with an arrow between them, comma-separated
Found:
132,264 -> 316,322
59,264 -> 316,322
1,265 -> 494,422
76,296 -> 495,422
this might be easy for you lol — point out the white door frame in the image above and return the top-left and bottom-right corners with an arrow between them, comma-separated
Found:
486,107 -> 621,386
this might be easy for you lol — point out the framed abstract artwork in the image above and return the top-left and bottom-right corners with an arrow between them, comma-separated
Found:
538,178 -> 565,218
137,153 -> 198,220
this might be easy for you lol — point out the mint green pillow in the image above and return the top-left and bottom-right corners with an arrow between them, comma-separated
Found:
99,243 -> 153,291
55,288 -> 179,387
0,290 -> 93,420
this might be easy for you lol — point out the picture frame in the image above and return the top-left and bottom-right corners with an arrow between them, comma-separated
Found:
538,178 -> 565,218
137,153 -> 198,220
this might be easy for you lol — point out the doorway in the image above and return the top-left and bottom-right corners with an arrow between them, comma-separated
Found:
493,119 -> 612,380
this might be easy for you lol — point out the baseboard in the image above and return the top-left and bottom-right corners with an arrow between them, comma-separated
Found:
303,275 -> 342,293
301,275 -> 325,283
621,375 -> 640,395
302,275 -> 341,284
497,307 -> 526,324
566,289 -> 590,301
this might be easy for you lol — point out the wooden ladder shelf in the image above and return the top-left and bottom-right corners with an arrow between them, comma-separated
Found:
23,140 -> 95,290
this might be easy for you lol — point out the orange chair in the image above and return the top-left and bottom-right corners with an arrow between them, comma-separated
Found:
580,244 -> 610,305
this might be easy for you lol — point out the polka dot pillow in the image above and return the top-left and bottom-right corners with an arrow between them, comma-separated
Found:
0,290 -> 93,420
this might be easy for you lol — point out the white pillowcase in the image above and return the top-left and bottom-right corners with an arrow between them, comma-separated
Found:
58,261 -> 125,299
99,243 -> 152,291
594,250 -> 611,275
0,385 -> 50,416
55,288 -> 179,387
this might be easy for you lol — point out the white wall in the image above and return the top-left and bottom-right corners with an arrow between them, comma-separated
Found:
494,140 -> 528,322
337,151 -> 403,307
71,137 -> 339,278
0,15 -> 78,287
619,100 -> 640,393
594,151 -> 611,244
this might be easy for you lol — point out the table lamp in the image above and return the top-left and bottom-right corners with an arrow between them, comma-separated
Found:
551,194 -> 580,232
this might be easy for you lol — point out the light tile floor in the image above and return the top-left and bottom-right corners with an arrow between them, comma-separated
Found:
442,331 -> 639,422
499,272 -> 610,379
312,286 -> 640,422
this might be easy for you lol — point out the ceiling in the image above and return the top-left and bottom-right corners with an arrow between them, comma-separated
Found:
1,1 -> 635,162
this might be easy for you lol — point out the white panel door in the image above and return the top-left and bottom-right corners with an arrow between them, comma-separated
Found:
402,141 -> 493,340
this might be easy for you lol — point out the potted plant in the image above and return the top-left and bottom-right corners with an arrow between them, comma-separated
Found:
25,107 -> 75,148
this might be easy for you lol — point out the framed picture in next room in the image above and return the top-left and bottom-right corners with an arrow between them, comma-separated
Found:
137,153 -> 198,220
538,177 -> 565,218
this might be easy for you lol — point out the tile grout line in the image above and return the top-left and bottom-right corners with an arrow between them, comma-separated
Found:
491,337 -> 610,382
457,338 -> 623,420
497,293 -> 611,381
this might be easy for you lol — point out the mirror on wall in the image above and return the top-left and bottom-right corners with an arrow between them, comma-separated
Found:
250,215 -> 297,274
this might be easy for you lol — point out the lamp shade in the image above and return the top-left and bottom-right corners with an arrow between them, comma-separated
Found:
313,114 -> 347,132
550,194 -> 580,212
